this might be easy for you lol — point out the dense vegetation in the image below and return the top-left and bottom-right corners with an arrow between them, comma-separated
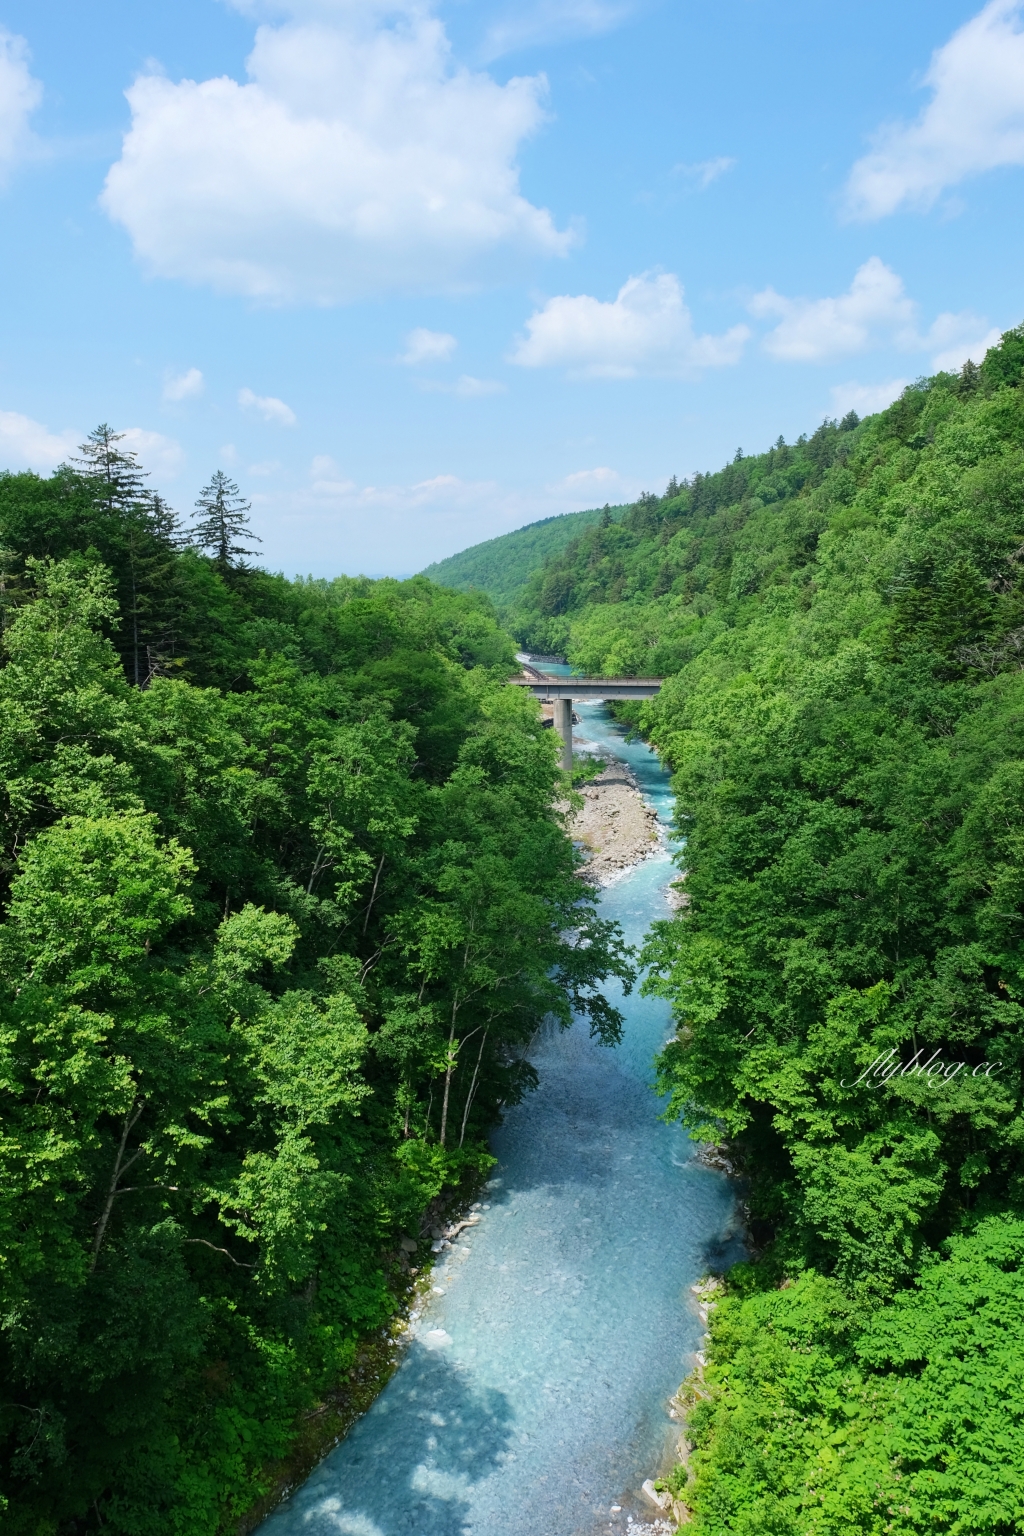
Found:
489,339 -> 1024,1531
420,501 -> 627,610
0,433 -> 631,1533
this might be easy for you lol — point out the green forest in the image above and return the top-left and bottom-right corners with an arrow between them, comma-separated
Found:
452,335 -> 1024,1532
8,319 -> 1024,1536
0,431 -> 633,1532
420,501 -> 627,610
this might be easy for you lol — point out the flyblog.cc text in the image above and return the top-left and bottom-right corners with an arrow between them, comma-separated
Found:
842,1047 -> 1004,1090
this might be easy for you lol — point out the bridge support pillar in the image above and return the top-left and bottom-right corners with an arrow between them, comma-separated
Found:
553,697 -> 573,774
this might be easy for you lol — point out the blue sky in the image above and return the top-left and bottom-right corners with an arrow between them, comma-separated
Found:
1,0 -> 1023,575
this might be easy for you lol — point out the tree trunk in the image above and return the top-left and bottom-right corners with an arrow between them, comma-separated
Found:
439,1003 -> 458,1147
459,1028 -> 488,1147
90,1099 -> 144,1272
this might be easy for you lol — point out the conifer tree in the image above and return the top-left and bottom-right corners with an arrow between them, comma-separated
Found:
73,423 -> 148,513
147,490 -> 184,549
190,471 -> 261,569
72,426 -> 177,686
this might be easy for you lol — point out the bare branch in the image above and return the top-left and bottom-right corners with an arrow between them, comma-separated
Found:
183,1238 -> 256,1268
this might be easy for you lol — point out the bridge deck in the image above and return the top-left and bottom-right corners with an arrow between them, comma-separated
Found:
510,676 -> 662,700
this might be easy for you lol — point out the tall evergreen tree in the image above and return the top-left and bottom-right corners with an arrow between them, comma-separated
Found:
190,471 -> 260,568
72,426 -> 180,686
72,424 -> 148,513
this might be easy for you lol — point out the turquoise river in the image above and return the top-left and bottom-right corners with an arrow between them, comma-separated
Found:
259,687 -> 740,1536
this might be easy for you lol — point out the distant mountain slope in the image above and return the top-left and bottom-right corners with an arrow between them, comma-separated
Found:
420,503 -> 628,607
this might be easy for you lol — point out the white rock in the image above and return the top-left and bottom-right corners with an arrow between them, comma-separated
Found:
642,1480 -> 672,1511
422,1329 -> 452,1350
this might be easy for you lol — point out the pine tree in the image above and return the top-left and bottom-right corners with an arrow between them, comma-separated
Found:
148,491 -> 185,549
190,471 -> 261,568
72,425 -> 173,686
73,424 -> 148,514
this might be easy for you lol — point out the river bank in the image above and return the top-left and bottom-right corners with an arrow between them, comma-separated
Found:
256,697 -> 741,1536
569,759 -> 662,884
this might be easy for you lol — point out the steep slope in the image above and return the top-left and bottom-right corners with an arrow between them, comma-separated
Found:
420,502 -> 628,609
507,330 -> 1024,1534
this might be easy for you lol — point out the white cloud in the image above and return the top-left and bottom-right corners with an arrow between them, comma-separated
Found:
671,156 -> 736,189
750,257 -> 1001,371
248,459 -> 282,476
751,257 -> 918,361
480,0 -> 634,61
101,2 -> 570,303
509,272 -> 750,379
924,315 -> 1002,371
239,387 -> 297,425
559,465 -> 625,493
829,379 -> 911,418
0,409 -> 77,471
401,327 -> 457,365
277,455 -> 645,574
421,374 -> 506,396
0,29 -> 42,186
845,0 -> 1024,220
163,366 -> 205,401
453,375 -> 504,397
119,427 -> 185,478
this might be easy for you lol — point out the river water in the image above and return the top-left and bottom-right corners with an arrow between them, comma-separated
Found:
259,692 -> 740,1536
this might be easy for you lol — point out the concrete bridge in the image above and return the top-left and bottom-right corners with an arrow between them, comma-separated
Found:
510,665 -> 662,771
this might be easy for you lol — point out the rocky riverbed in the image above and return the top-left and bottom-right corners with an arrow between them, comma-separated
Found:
569,760 -> 662,884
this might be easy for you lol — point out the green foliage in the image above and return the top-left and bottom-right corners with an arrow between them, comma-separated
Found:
0,441 -> 633,1533
189,470 -> 260,570
420,502 -> 629,611
503,338 -> 1024,1528
681,1219 -> 1024,1535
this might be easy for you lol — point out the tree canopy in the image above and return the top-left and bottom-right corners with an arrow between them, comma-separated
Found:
0,437 -> 632,1533
501,332 -> 1024,1533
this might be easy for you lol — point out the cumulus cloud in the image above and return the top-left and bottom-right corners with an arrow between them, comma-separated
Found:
751,257 -> 1000,368
829,379 -> 912,419
163,366 -> 204,401
239,387 -> 297,425
0,409 -> 77,471
845,0 -> 1024,220
0,416 -> 184,479
401,327 -> 457,365
751,258 -> 918,361
119,428 -> 185,478
0,29 -> 42,186
509,272 -> 750,378
926,316 -> 1002,371
671,156 -> 736,189
101,1 -> 570,303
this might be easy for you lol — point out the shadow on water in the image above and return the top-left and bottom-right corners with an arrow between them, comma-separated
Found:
260,1344 -> 514,1536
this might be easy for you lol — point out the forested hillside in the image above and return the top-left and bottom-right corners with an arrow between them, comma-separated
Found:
420,501 -> 627,608
512,336 -> 1024,1532
0,433 -> 631,1533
